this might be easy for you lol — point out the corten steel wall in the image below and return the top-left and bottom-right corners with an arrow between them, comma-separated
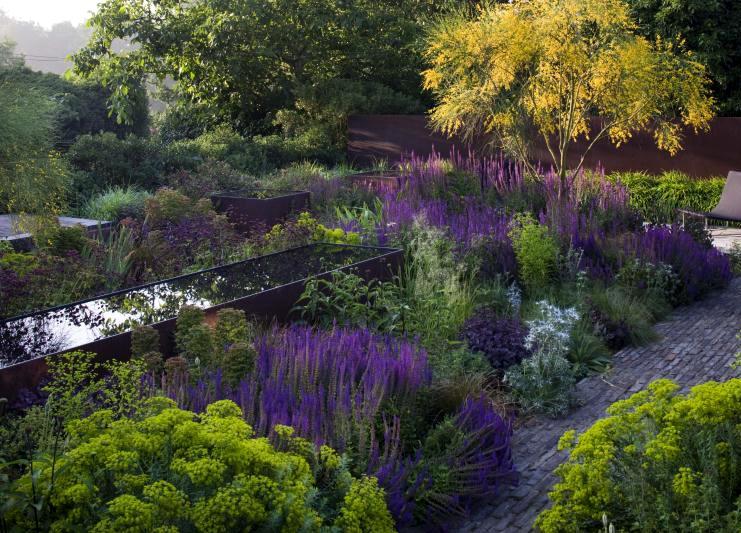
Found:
347,115 -> 741,177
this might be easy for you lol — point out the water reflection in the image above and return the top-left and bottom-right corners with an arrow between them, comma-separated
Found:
0,244 -> 384,367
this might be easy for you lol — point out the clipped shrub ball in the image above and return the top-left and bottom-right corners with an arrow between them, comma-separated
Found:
460,308 -> 530,372
5,399 -> 395,532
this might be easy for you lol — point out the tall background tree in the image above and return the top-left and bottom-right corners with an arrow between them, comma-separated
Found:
626,0 -> 741,115
422,0 -> 715,180
72,0 -> 465,138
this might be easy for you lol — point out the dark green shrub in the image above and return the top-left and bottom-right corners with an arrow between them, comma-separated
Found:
274,78 -> 423,156
213,308 -> 252,349
141,351 -> 164,375
222,342 -> 256,386
174,305 -> 206,360
41,225 -> 89,256
163,356 -> 188,380
164,159 -> 251,199
67,133 -> 163,190
163,125 -> 271,174
130,326 -> 160,359
180,324 -> 214,367
143,188 -> 213,225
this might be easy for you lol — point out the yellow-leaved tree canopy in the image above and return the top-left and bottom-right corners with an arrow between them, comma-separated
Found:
422,0 -> 715,180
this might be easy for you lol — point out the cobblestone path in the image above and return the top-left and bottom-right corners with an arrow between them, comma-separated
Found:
459,278 -> 741,532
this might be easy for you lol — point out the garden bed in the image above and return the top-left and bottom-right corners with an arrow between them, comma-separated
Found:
0,242 -> 402,401
347,171 -> 401,192
210,189 -> 311,232
0,215 -> 111,251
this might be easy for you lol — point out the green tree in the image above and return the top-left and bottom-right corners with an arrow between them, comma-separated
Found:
72,0 -> 460,132
626,0 -> 741,115
423,0 -> 715,181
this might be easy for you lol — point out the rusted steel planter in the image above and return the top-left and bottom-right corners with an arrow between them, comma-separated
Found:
0,243 -> 402,403
347,171 -> 402,193
210,189 -> 311,233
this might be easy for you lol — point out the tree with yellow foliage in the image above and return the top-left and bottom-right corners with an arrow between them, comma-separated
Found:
422,0 -> 715,181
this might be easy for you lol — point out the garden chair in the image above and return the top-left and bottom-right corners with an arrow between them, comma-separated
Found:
679,170 -> 741,228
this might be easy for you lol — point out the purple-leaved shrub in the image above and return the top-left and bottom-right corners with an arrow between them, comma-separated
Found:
460,308 -> 530,372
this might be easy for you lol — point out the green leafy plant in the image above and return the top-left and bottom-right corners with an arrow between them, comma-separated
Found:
615,258 -> 681,306
172,306 -> 257,381
130,325 -> 160,359
537,378 -> 741,532
295,270 -> 408,334
334,199 -> 384,244
509,215 -> 559,293
3,400 -> 395,532
37,225 -> 90,256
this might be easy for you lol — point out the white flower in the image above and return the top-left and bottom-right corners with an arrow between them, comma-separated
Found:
524,300 -> 579,358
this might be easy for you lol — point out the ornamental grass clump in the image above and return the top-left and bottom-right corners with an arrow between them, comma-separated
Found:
416,396 -> 518,522
537,378 -> 741,532
373,395 -> 517,527
3,399 -> 395,532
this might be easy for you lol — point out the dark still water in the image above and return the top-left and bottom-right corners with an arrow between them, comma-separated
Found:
0,244 -> 389,368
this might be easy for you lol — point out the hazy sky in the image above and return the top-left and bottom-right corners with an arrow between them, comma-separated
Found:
0,0 -> 101,29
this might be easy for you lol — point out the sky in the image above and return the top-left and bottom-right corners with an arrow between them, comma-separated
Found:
0,0 -> 100,29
